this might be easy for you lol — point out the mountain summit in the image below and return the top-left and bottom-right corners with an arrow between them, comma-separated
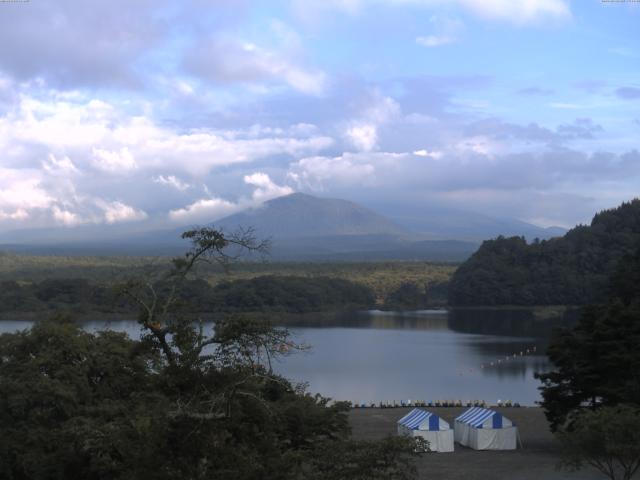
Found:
216,192 -> 409,238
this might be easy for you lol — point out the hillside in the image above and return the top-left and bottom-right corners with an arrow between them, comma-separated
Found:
217,192 -> 409,238
211,193 -> 478,261
448,199 -> 640,306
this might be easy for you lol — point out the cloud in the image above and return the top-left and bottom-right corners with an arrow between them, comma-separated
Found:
168,173 -> 293,223
455,0 -> 570,23
0,91 -> 333,177
346,124 -> 379,151
298,0 -> 571,24
0,0 -> 163,88
153,175 -> 191,191
43,154 -> 80,175
52,206 -> 82,226
244,172 -> 294,202
169,198 -> 240,223
344,90 -> 400,151
416,14 -> 463,47
0,169 -> 53,212
413,149 -> 443,158
0,89 -> 333,228
616,87 -> 640,100
0,208 -> 29,221
288,152 -> 396,190
92,147 -> 137,173
97,200 -> 148,224
463,117 -> 604,145
183,36 -> 327,95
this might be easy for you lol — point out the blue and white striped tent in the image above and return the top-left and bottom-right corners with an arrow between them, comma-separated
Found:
397,409 -> 454,452
454,407 -> 518,450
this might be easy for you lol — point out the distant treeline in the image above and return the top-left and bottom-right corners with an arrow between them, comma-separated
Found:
448,199 -> 640,306
0,275 -> 381,316
0,273 -> 452,317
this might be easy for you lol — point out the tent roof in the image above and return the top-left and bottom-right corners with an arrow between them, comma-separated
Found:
397,408 -> 445,430
455,407 -> 511,428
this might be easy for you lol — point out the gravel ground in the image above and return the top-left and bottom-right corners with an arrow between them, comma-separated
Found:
349,407 -> 612,480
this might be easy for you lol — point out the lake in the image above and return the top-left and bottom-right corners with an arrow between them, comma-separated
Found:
0,308 -> 573,405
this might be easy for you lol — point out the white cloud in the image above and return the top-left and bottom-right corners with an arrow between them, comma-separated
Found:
345,90 -> 400,151
98,200 -> 148,224
346,124 -> 378,152
43,154 -> 80,175
52,206 -> 82,226
0,208 -> 29,221
169,172 -> 293,223
1,92 -> 333,177
309,0 -> 570,24
414,149 -> 443,158
416,14 -> 463,47
0,88 -> 336,228
0,169 -> 53,211
92,147 -> 137,172
288,152 -> 402,190
244,172 -> 294,202
169,197 -> 241,223
153,175 -> 191,191
184,36 -> 327,95
457,0 -> 570,23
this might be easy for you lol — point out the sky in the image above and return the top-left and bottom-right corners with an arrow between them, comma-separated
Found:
0,0 -> 638,233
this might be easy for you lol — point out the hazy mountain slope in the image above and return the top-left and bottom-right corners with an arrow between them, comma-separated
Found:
0,192 -> 565,260
215,193 -> 410,238
386,208 -> 566,242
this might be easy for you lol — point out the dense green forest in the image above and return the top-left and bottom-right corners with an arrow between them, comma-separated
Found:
448,199 -> 640,306
0,255 -> 455,306
0,275 -> 377,317
535,246 -> 640,479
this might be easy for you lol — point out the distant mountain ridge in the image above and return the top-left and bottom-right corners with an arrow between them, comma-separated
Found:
0,192 -> 568,260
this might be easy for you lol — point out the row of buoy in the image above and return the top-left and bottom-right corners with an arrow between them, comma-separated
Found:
454,346 -> 539,377
480,346 -> 538,370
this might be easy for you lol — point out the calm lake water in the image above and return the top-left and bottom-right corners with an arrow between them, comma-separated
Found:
0,309 -> 573,405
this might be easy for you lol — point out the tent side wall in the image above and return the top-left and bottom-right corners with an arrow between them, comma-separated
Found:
454,421 -> 471,447
412,429 -> 454,453
469,426 -> 517,450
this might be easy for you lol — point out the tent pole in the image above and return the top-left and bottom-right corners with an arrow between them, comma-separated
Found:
517,429 -> 524,449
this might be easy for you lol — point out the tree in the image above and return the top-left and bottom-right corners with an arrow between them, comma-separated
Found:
557,405 -> 640,480
448,199 -> 640,306
0,228 -> 418,480
536,247 -> 640,430
384,282 -> 425,309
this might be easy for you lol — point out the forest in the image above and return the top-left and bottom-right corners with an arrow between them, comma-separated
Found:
0,274 -> 451,318
448,199 -> 640,306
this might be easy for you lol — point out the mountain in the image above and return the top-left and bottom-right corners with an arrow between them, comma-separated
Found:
215,192 -> 409,238
376,207 -> 566,242
211,193 -> 477,261
448,198 -> 640,306
0,192 -> 567,261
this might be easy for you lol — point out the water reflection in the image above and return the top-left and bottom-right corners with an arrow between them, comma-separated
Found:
0,308 -> 573,405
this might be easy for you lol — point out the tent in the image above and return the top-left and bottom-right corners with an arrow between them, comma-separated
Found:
454,407 -> 518,450
397,408 -> 454,452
